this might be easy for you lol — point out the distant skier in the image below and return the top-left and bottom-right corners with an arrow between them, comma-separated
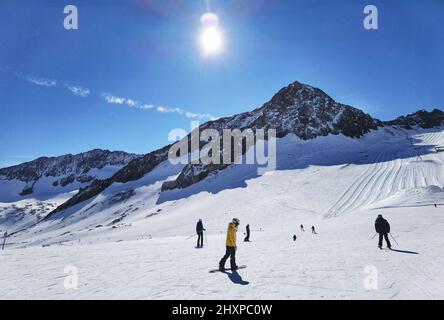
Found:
293,235 -> 297,241
300,224 -> 305,232
219,218 -> 240,271
244,224 -> 250,242
434,203 -> 437,208
375,215 -> 391,250
196,219 -> 206,248
311,226 -> 317,234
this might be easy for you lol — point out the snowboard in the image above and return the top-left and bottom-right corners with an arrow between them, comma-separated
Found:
209,265 -> 247,273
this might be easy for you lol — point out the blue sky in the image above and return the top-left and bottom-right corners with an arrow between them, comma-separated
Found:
0,0 -> 443,167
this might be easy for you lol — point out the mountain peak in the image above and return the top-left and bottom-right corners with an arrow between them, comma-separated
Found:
386,108 -> 444,129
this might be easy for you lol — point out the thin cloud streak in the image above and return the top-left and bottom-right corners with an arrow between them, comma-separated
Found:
103,92 -> 216,120
19,73 -> 57,87
101,93 -> 154,110
65,84 -> 90,97
157,106 -> 183,114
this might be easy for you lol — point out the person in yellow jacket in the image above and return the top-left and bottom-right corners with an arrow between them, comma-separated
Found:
219,218 -> 240,271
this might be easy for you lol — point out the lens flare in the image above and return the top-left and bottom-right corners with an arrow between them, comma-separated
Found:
200,12 -> 219,27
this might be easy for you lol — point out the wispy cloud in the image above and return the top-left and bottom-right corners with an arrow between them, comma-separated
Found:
157,106 -> 183,114
185,111 -> 217,120
65,84 -> 90,97
101,93 -> 154,110
102,92 -> 216,120
102,93 -> 126,104
4,67 -> 217,121
19,73 -> 57,87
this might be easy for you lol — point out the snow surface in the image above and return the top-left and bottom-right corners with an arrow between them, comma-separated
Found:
1,127 -> 444,299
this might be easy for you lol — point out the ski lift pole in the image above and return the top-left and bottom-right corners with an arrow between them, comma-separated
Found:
389,233 -> 399,246
2,231 -> 7,250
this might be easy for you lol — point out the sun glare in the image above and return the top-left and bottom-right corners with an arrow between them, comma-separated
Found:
199,12 -> 223,57
200,27 -> 223,56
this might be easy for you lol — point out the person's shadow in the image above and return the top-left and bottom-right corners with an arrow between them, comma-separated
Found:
390,249 -> 419,255
224,271 -> 250,285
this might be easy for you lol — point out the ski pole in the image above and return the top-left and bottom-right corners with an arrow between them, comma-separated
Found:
2,231 -> 7,250
186,234 -> 196,240
371,233 -> 377,240
389,233 -> 399,245
204,230 -> 208,247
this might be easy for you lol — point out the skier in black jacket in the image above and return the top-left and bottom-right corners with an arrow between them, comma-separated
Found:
196,219 -> 205,248
244,224 -> 250,242
375,215 -> 391,249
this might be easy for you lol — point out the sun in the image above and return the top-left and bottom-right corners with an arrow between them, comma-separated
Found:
199,12 -> 224,57
200,26 -> 223,56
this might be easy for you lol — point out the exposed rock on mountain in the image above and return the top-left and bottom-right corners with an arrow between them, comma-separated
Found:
0,149 -> 138,197
163,81 -> 382,190
386,109 -> 444,129
45,146 -> 171,218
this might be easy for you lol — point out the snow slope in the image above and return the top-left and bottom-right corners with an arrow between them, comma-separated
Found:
1,127 -> 444,299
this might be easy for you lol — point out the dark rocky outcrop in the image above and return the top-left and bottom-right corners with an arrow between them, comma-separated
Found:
0,149 -> 138,197
385,109 -> 444,129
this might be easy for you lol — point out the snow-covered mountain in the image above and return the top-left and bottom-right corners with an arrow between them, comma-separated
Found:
54,81 -> 444,204
0,149 -> 138,199
47,81 -> 384,210
0,149 -> 138,232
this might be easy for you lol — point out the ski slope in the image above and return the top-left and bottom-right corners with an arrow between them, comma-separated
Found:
1,127 -> 444,299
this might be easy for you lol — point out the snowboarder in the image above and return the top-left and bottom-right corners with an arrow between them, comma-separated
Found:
244,224 -> 250,242
293,234 -> 297,241
311,226 -> 317,234
219,218 -> 240,271
196,219 -> 206,248
375,214 -> 391,249
300,224 -> 305,232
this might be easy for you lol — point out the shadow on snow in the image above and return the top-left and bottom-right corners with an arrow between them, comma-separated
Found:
224,270 -> 250,285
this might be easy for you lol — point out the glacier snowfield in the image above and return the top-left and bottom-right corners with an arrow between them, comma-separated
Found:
1,127 -> 444,299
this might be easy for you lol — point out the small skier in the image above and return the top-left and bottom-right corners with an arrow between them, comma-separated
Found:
434,203 -> 437,208
300,224 -> 305,232
244,224 -> 250,242
293,234 -> 297,241
196,219 -> 206,248
375,214 -> 391,250
219,218 -> 240,271
311,226 -> 317,234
